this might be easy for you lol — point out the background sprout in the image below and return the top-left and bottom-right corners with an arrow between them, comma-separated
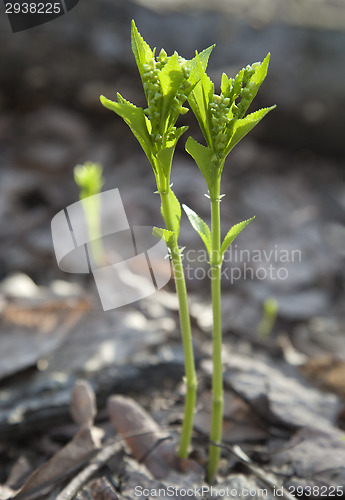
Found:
74,161 -> 105,266
257,297 -> 279,338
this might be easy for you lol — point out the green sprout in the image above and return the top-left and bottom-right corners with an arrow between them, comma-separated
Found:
74,161 -> 105,266
183,53 -> 275,481
100,21 -> 214,459
257,297 -> 279,338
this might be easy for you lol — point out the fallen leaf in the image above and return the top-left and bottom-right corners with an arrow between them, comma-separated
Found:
301,355 -> 345,398
89,477 -> 120,499
194,390 -> 270,444
13,426 -> 101,500
70,379 -> 97,427
272,426 -> 345,485
0,297 -> 90,380
108,395 -> 177,479
209,354 -> 339,430
5,456 -> 32,490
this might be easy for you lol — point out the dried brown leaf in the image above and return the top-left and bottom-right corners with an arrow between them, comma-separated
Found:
13,426 -> 101,500
301,355 -> 345,398
0,297 -> 90,380
108,395 -> 177,479
272,426 -> 345,484
5,456 -> 32,490
70,379 -> 97,427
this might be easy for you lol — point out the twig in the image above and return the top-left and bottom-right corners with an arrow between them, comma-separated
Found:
55,439 -> 121,500
215,442 -> 297,500
56,428 -> 173,500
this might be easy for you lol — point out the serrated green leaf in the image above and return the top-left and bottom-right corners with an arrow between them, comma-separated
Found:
158,52 -> 185,130
189,45 -> 214,82
156,126 -> 188,179
159,52 -> 184,99
220,216 -> 255,256
188,52 -> 214,146
152,226 -> 174,245
225,106 -> 275,156
185,137 -> 217,193
156,145 -> 175,179
240,53 -> 271,116
250,53 -> 270,88
100,94 -> 154,165
174,125 -> 189,143
183,204 -> 211,255
131,20 -> 153,78
161,190 -> 181,238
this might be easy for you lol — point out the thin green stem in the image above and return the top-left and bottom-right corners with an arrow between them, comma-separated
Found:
207,176 -> 224,482
160,186 -> 197,458
82,197 -> 104,266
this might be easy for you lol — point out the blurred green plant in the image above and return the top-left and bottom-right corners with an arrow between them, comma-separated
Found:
183,53 -> 275,481
74,161 -> 105,266
257,297 -> 279,338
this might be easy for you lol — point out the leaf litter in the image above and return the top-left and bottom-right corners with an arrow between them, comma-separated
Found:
1,284 -> 345,498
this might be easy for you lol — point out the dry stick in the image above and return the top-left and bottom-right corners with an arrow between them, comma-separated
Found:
216,442 -> 297,500
55,428 -> 172,500
55,439 -> 122,500
9,452 -> 99,500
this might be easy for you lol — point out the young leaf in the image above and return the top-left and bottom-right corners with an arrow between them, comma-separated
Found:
156,145 -> 175,179
131,20 -> 153,79
220,216 -> 255,257
100,94 -> 153,164
185,137 -> 217,193
221,72 -> 230,95
189,45 -> 214,76
247,53 -> 270,99
239,53 -> 271,116
161,190 -> 181,238
152,226 -> 174,246
155,126 -> 187,179
173,125 -> 189,143
188,52 -> 214,147
225,106 -> 276,156
159,52 -> 185,127
183,204 -> 211,255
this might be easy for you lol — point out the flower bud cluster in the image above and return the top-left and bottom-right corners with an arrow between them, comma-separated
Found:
209,93 -> 231,152
142,52 -> 192,146
142,58 -> 162,129
231,62 -> 259,118
209,61 -> 261,153
167,56 -> 192,121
